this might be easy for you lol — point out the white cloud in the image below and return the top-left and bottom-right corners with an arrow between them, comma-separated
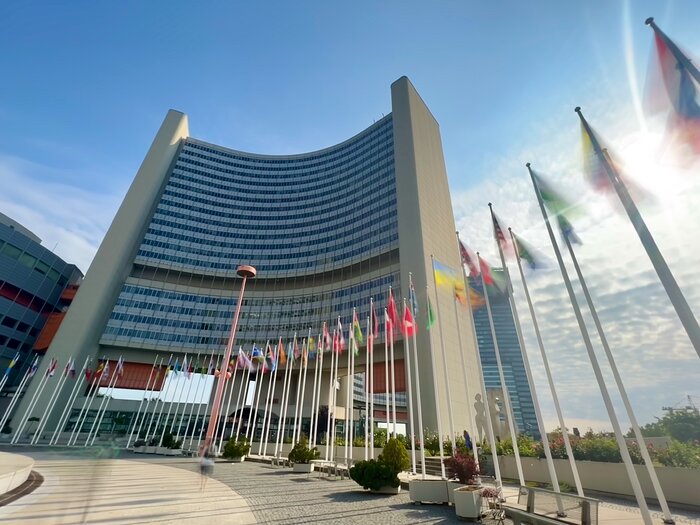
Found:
452,99 -> 700,433
0,154 -> 124,274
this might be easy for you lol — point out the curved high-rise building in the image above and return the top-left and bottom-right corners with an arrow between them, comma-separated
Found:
15,77 -> 483,439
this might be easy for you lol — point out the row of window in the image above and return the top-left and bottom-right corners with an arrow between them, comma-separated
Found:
184,118 -> 392,171
177,143 -> 394,190
136,233 -> 398,273
159,174 -> 395,218
0,239 -> 68,286
150,194 -> 397,235
141,222 -> 397,261
147,209 -> 397,247
0,314 -> 38,334
0,335 -> 33,351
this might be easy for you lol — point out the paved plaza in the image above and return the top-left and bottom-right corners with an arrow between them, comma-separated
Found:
1,448 -> 699,524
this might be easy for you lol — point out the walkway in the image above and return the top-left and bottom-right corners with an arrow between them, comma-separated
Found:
0,448 -> 255,524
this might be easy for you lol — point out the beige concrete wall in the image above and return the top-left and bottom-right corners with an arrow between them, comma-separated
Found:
498,456 -> 700,507
392,77 -> 480,439
14,110 -> 189,430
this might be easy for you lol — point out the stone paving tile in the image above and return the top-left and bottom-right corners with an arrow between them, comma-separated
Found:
159,458 -> 511,525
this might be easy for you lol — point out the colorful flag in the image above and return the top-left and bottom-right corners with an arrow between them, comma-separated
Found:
207,357 -> 215,374
478,255 -> 495,286
181,356 -> 188,378
95,360 -> 105,376
322,323 -> 331,351
454,279 -> 468,307
116,357 -> 124,376
557,215 -> 582,245
307,337 -> 317,357
63,359 -> 71,377
252,345 -> 264,363
352,311 -> 363,344
45,358 -> 57,378
294,338 -> 301,360
532,171 -> 576,218
427,296 -> 436,330
468,287 -> 486,310
336,319 -> 345,353
370,301 -> 379,340
68,359 -> 76,379
647,28 -> 700,153
278,339 -> 287,365
492,213 -> 513,254
403,303 -> 416,337
3,352 -> 20,378
459,240 -> 479,277
433,258 -> 459,289
84,368 -> 92,381
513,232 -> 541,270
387,288 -> 400,335
409,277 -> 419,317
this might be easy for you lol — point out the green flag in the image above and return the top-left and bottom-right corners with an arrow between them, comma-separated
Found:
427,296 -> 436,330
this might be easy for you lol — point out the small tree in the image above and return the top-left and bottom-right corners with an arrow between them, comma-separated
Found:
288,435 -> 320,464
445,452 -> 480,484
223,437 -> 251,459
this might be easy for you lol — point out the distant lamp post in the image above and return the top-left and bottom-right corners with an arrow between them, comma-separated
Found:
203,265 -> 256,452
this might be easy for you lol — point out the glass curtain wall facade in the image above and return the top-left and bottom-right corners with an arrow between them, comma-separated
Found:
470,269 -> 539,439
0,215 -> 82,389
100,116 -> 399,355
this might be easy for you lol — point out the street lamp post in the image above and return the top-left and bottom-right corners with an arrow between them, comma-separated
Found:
202,265 -> 256,453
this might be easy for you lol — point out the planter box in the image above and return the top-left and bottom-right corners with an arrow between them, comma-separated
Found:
447,481 -> 468,505
230,456 -> 245,463
409,479 -> 449,504
453,486 -> 482,520
293,463 -> 314,473
371,485 -> 401,495
143,446 -> 156,454
132,447 -> 146,454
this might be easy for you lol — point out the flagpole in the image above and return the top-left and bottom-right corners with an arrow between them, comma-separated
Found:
215,355 -> 237,449
577,107 -> 700,359
430,255 -> 457,455
489,204 -> 561,497
508,228 -> 584,497
388,307 -> 398,439
196,354 -> 221,450
364,317 -> 370,461
13,360 -> 53,444
402,299 -> 417,476
170,356 -> 192,436
90,360 -> 126,447
159,357 -> 186,446
148,356 -> 173,444
69,360 -> 105,446
292,332 -> 310,444
126,356 -> 159,448
325,328 -> 336,460
0,356 -> 36,437
129,358 -> 162,448
87,357 -> 123,446
309,333 -> 322,448
426,283 -> 446,479
369,302 -> 376,459
249,351 -> 267,449
274,345 -> 290,456
349,325 -> 356,463
48,356 -> 88,445
528,162 -> 653,524
184,357 -> 211,448
174,355 -> 197,442
155,358 -> 180,446
645,18 -> 700,84
381,310 -> 391,439
176,354 -> 202,443
450,292 -> 479,473
276,343 -> 294,456
330,327 -> 341,462
190,352 -> 217,449
218,354 -> 240,454
262,343 -> 282,457
561,219 -> 675,522
32,357 -> 72,444
408,276 -> 426,478
234,362 -> 253,443
477,253 -> 526,486
456,235 -> 502,490
345,322 -> 352,464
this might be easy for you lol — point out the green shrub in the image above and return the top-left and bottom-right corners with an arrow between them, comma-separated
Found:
222,438 -> 250,459
352,436 -> 365,447
655,441 -> 700,468
349,459 -> 398,490
373,428 -> 387,448
161,431 -> 182,449
288,435 -> 320,464
379,438 -> 410,473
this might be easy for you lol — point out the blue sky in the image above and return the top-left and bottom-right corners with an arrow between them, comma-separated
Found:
2,1 -> 700,430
